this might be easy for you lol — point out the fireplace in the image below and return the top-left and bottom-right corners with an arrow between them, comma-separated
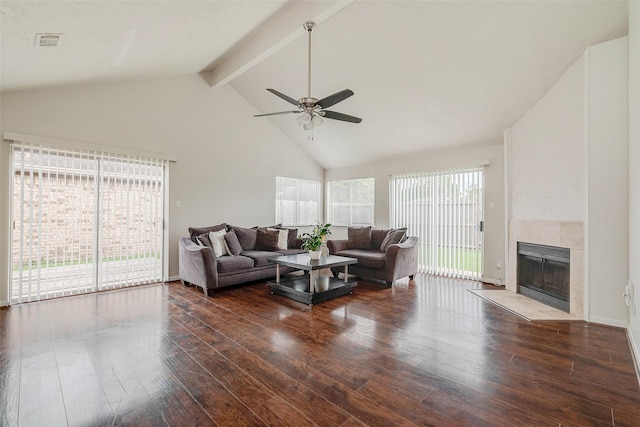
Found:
517,242 -> 570,312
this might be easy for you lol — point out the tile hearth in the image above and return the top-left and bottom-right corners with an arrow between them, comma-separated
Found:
468,289 -> 582,321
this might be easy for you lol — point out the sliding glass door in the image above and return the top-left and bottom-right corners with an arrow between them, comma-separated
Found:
390,168 -> 484,279
10,142 -> 166,304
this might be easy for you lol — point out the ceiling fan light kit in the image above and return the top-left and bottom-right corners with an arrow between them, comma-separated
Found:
254,21 -> 362,139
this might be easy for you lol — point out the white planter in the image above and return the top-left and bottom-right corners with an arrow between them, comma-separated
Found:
309,250 -> 321,260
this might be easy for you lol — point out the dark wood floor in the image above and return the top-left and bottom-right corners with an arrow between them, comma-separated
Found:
1,275 -> 639,427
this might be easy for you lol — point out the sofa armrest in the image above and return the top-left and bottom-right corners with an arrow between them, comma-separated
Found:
384,236 -> 419,283
178,237 -> 219,292
327,239 -> 348,254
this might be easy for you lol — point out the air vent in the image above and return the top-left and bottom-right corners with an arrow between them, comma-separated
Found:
35,33 -> 63,47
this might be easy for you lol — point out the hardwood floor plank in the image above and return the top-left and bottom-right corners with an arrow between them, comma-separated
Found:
19,350 -> 68,427
356,379 -> 460,427
54,340 -> 114,426
251,397 -> 317,427
160,346 -> 266,426
166,294 -> 352,426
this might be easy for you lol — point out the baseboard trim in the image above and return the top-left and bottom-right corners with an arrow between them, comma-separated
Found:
481,277 -> 505,286
627,326 -> 640,387
167,275 -> 180,282
0,300 -> 8,307
588,315 -> 627,328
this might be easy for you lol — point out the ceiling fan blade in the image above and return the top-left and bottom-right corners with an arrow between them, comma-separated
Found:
254,110 -> 301,117
266,88 -> 300,106
322,110 -> 362,124
317,89 -> 354,109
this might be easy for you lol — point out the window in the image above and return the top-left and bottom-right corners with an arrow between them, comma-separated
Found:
275,177 -> 321,226
327,178 -> 374,226
390,168 -> 483,279
10,141 -> 166,304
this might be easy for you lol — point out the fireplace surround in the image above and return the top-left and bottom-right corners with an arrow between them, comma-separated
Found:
507,219 -> 584,318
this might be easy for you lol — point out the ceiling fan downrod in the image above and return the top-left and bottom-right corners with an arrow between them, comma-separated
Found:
303,21 -> 314,100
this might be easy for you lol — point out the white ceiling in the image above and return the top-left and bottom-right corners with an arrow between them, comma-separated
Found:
1,1 -> 629,169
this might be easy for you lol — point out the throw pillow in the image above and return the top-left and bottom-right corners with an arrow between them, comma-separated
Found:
231,226 -> 258,250
188,223 -> 226,238
208,229 -> 230,257
371,229 -> 391,250
267,228 -> 289,250
285,228 -> 299,248
224,229 -> 243,256
380,228 -> 407,251
195,233 -> 212,248
348,226 -> 372,250
256,228 -> 280,251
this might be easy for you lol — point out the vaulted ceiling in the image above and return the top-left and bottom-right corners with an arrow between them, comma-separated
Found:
1,1 -> 629,169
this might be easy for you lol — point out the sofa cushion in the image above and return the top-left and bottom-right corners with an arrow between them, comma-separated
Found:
380,228 -> 407,251
224,229 -> 243,256
189,223 -> 227,238
348,226 -> 372,249
241,250 -> 282,267
232,226 -> 258,250
216,255 -> 254,273
256,228 -> 280,251
336,249 -> 386,269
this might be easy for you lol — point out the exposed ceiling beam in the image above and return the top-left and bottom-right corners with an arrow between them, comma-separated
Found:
202,0 -> 354,88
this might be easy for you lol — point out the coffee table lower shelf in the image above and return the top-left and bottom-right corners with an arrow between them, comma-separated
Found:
267,276 -> 357,305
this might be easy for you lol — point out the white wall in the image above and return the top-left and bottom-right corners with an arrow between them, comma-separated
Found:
0,74 -> 323,303
325,143 -> 505,283
627,1 -> 640,368
509,56 -> 585,222
507,37 -> 629,326
586,37 -> 628,326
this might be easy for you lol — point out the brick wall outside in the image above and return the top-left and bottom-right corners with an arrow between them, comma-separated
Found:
12,173 -> 162,268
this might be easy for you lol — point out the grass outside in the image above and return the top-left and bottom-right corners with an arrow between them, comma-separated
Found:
418,244 -> 482,274
13,253 -> 161,271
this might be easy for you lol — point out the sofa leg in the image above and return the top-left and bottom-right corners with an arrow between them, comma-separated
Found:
203,287 -> 209,297
181,280 -> 190,287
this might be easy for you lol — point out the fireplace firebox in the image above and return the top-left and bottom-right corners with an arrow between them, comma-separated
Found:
517,242 -> 570,313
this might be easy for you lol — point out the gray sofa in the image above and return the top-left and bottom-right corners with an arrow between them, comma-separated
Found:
327,227 -> 418,287
179,223 -> 305,296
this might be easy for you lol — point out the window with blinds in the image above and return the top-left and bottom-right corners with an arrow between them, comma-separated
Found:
390,168 -> 484,279
327,178 -> 375,226
10,141 -> 166,304
275,176 -> 321,226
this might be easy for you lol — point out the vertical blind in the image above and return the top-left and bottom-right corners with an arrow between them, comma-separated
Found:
10,141 -> 166,304
390,168 -> 484,279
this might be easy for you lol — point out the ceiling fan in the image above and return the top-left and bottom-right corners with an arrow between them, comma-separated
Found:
254,21 -> 362,132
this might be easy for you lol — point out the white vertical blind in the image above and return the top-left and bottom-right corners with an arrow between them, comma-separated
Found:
390,168 -> 484,279
10,141 -> 166,304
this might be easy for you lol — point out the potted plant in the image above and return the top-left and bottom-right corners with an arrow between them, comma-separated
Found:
300,222 -> 331,260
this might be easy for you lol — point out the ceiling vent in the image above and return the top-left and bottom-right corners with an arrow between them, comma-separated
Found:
35,33 -> 63,47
